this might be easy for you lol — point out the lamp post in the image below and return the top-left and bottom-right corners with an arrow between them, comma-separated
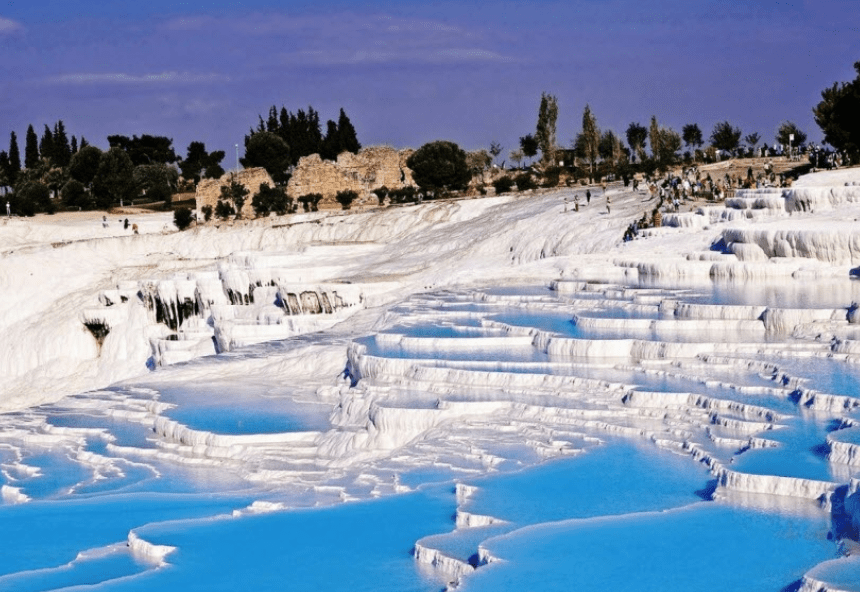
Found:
235,144 -> 239,172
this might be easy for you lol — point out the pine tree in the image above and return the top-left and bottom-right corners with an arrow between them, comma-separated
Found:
70,135 -> 78,155
39,124 -> 55,165
814,61 -> 860,158
80,137 -> 89,149
625,122 -> 648,162
682,124 -> 703,149
8,131 -> 21,184
24,125 -> 39,169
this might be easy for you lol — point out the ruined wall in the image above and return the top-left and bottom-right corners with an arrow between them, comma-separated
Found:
287,146 -> 415,209
195,168 -> 274,219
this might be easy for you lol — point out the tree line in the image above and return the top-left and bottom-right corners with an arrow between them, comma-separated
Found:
241,106 -> 361,184
0,105 -> 362,216
508,99 -> 815,183
2,60 -> 858,219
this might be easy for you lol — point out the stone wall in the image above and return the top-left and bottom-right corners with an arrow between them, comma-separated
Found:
195,168 -> 274,219
287,146 -> 415,209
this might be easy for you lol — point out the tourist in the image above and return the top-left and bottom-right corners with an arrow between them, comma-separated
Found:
606,196 -> 611,215
102,216 -> 108,228
586,189 -> 591,205
124,218 -> 129,230
5,201 -> 9,217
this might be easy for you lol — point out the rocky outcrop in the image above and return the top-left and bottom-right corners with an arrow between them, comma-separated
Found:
195,168 -> 274,219
287,146 -> 415,209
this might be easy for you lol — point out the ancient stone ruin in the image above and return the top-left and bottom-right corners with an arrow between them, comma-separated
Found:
195,147 -> 417,217
288,146 -> 415,209
195,168 -> 275,219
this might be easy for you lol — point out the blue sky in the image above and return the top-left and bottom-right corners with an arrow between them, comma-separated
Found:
1,0 -> 857,162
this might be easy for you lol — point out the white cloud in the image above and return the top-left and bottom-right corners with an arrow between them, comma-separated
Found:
0,17 -> 23,34
283,46 -> 512,67
45,71 -> 230,85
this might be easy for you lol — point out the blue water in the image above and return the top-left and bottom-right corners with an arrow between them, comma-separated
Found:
0,494 -> 248,579
731,415 -> 849,482
5,278 -> 860,591
96,488 -> 458,592
490,311 -> 581,336
356,335 -> 549,363
462,441 -> 708,524
150,383 -> 332,434
165,400 -> 330,435
465,502 -> 833,592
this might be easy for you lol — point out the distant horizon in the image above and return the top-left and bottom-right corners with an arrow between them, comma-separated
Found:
1,0 -> 857,161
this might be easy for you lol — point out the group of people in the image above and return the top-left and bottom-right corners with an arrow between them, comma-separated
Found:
808,145 -> 849,171
562,187 -> 613,215
622,208 -> 663,243
102,215 -> 138,234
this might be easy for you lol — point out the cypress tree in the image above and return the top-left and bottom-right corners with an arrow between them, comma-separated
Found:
71,135 -> 78,154
53,121 -> 71,167
0,151 -> 9,189
278,107 -> 290,140
308,106 -> 323,153
320,120 -> 340,161
8,131 -> 21,183
266,105 -> 279,133
39,124 -> 55,165
337,108 -> 360,154
24,125 -> 39,169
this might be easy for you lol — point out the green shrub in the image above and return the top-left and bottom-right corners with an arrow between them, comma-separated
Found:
252,183 -> 292,217
214,199 -> 234,220
373,186 -> 389,205
388,186 -> 418,204
335,189 -> 359,210
542,166 -> 561,188
173,206 -> 194,230
15,181 -> 53,214
493,176 -> 514,194
201,204 -> 213,221
62,179 -> 92,210
298,193 -> 323,212
514,173 -> 537,191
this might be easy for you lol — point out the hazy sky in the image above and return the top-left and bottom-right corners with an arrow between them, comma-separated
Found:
1,0 -> 857,162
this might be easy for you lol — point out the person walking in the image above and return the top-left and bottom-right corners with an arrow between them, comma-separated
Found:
606,196 -> 611,215
5,201 -> 10,217
586,189 -> 591,205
